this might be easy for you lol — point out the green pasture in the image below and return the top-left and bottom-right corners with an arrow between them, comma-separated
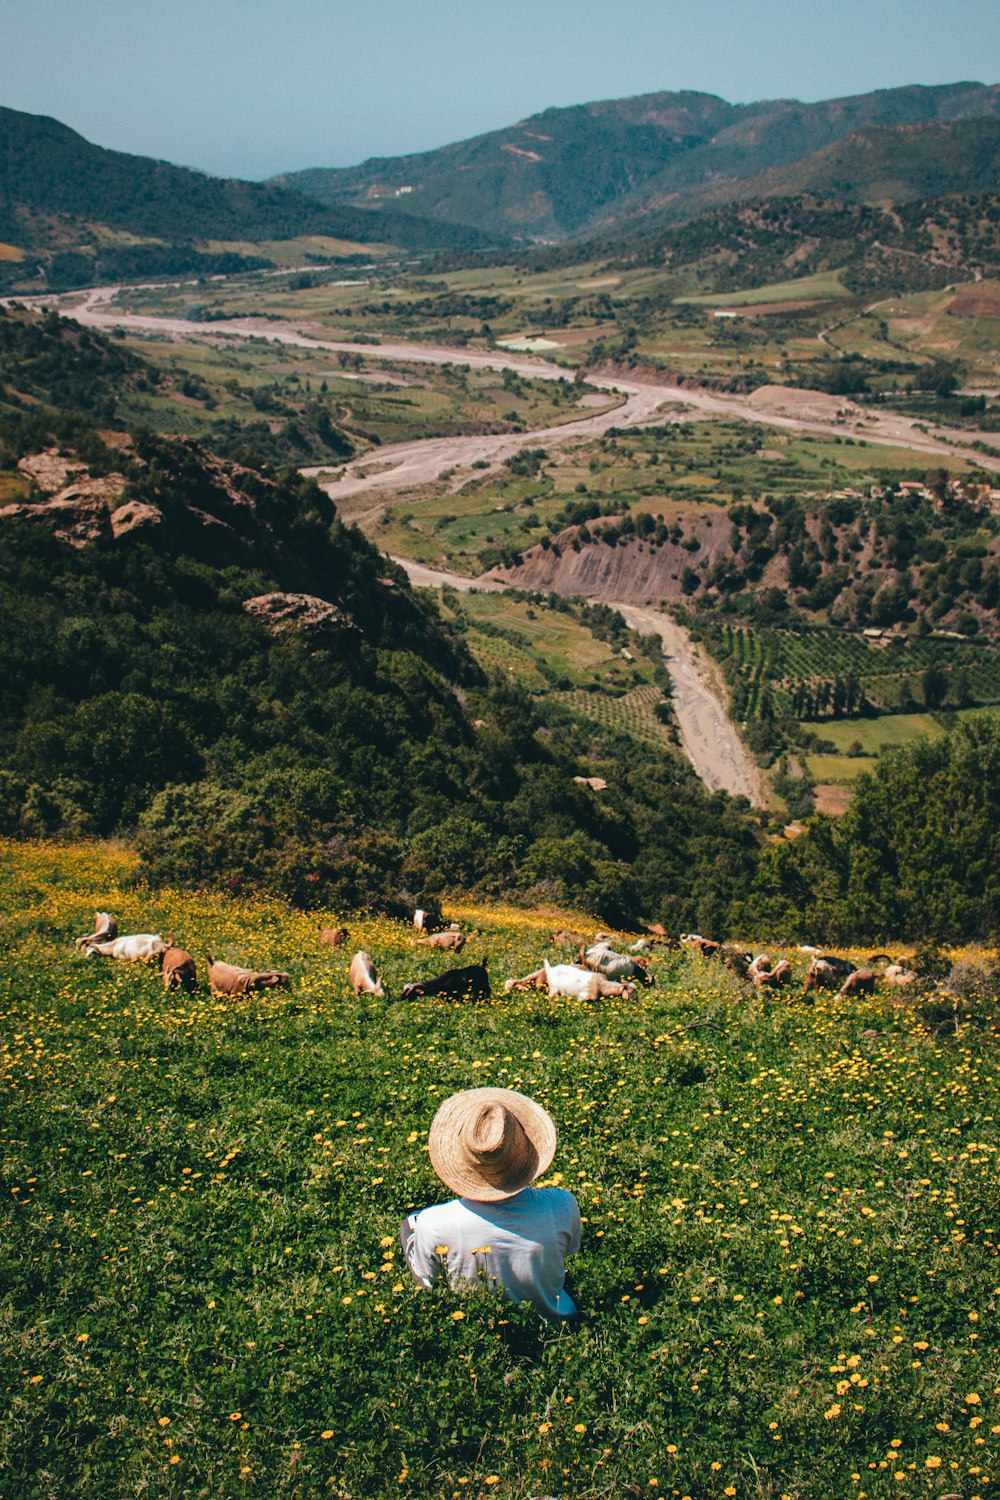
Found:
802,714 -> 945,756
804,709 -> 1000,786
3,841 -> 1000,1499
204,234 -> 392,263
450,592 -> 625,676
675,270 -> 851,309
804,753 -> 878,784
863,283 -> 1000,384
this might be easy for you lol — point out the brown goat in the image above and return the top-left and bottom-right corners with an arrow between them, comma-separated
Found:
414,930 -> 466,952
319,926 -> 350,947
681,934 -> 722,959
836,968 -> 876,998
162,947 -> 197,992
753,959 -> 793,988
206,953 -> 291,997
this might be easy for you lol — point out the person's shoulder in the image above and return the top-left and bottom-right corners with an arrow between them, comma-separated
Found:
414,1199 -> 463,1234
528,1185 -> 580,1218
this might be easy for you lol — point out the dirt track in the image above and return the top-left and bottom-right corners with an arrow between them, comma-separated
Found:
27,287 -> 1000,499
613,604 -> 769,805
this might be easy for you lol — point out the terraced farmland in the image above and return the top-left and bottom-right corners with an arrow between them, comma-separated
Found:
706,624 -> 1000,720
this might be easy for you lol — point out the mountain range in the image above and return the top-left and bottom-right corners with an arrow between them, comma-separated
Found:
3,81 -> 1000,292
277,81 -> 1000,242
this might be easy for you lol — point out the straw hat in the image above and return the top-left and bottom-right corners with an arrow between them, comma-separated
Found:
427,1087 -> 557,1202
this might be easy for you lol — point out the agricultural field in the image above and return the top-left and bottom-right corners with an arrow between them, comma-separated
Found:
3,841 -> 1000,1499
675,270 -> 852,310
701,624 -> 1000,722
831,282 -> 1000,388
109,330 -> 591,461
434,590 -> 675,752
102,258 -> 857,388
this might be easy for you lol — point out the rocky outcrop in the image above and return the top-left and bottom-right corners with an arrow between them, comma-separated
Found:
0,474 -> 128,548
17,449 -> 87,494
243,592 -> 356,640
109,500 -> 163,539
2,437 -> 317,563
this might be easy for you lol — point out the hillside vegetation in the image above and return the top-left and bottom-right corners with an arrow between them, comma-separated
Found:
1,304 -> 998,941
2,840 -> 1000,1497
0,309 -> 760,929
0,106 -> 494,294
278,82 -> 1000,242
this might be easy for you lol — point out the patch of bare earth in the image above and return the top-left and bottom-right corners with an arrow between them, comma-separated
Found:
814,784 -> 854,816
949,285 -> 1000,318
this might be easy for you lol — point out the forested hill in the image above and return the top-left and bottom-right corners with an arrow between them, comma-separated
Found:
0,105 -> 496,292
597,191 -> 1000,292
276,80 -> 1000,242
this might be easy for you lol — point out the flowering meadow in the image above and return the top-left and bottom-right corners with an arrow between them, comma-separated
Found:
2,840 -> 999,1500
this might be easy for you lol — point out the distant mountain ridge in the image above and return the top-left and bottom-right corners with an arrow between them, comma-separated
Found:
0,105 -> 496,291
276,81 -> 1000,241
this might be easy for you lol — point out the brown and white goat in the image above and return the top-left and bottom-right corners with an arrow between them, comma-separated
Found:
75,911 -> 118,949
349,951 -> 386,998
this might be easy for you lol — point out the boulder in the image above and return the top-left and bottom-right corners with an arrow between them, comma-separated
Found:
243,592 -> 356,640
17,449 -> 87,494
110,500 -> 163,539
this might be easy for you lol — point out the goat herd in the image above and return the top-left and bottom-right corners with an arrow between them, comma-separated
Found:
73,907 -> 915,1004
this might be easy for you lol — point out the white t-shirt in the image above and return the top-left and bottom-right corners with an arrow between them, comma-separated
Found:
402,1186 -> 581,1320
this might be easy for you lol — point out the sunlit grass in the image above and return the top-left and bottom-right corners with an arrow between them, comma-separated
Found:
2,839 -> 999,1498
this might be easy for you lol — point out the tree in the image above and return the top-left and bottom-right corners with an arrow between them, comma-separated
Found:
922,663 -> 948,710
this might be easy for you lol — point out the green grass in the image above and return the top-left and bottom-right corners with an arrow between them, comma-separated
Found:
805,753 -> 879,783
675,270 -> 852,308
802,714 -> 945,756
804,709 -> 1000,787
3,840 -> 1000,1499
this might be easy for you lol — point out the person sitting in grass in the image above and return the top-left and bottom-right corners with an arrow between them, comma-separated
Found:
399,1086 -> 581,1322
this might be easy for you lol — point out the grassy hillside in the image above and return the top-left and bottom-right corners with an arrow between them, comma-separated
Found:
277,82 -> 1000,242
2,839 -> 999,1497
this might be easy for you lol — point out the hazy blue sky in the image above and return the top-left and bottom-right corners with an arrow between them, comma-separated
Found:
3,0 -> 998,180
